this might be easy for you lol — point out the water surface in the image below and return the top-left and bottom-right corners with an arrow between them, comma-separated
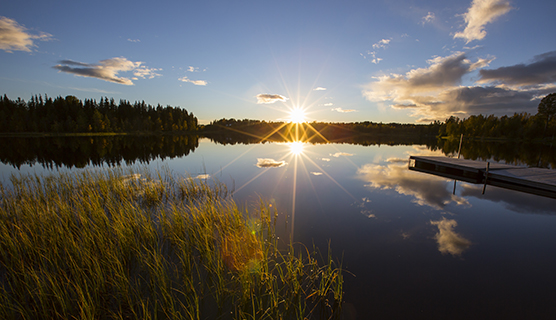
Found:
1,136 -> 555,319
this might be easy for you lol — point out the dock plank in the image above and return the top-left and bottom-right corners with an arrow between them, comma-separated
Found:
489,168 -> 556,192
411,156 -> 519,171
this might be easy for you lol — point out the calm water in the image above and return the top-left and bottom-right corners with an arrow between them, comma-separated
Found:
1,136 -> 556,319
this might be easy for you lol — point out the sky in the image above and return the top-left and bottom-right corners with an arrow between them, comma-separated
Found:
1,0 -> 555,124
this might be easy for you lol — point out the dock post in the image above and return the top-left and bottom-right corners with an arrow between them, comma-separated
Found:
482,162 -> 490,195
457,134 -> 463,159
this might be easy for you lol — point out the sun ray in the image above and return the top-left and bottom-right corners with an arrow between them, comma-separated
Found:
300,152 -> 357,201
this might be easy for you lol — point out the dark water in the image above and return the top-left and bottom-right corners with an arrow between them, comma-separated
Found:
1,135 -> 556,319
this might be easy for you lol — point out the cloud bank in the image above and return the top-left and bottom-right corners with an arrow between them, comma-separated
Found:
363,51 -> 556,121
314,87 -> 327,91
454,0 -> 512,43
256,158 -> 287,168
53,57 -> 161,85
256,94 -> 288,104
479,51 -> 556,87
0,16 -> 53,52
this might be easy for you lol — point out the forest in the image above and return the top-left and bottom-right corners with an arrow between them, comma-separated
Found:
0,94 -> 198,133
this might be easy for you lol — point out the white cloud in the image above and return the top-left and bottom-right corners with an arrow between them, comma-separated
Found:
53,57 -> 160,85
323,103 -> 334,106
332,107 -> 357,113
431,218 -> 472,256
187,66 -> 199,72
361,50 -> 383,64
127,38 -> 140,43
133,66 -> 162,79
454,0 -> 512,43
422,12 -> 436,25
0,16 -> 53,52
256,158 -> 287,168
372,38 -> 391,49
178,76 -> 207,86
314,87 -> 327,91
256,93 -> 288,104
321,158 -> 330,162
311,172 -> 323,176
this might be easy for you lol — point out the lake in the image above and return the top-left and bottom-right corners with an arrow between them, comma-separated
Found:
1,135 -> 556,319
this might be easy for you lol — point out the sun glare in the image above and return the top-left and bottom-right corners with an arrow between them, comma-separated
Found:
289,108 -> 306,123
289,141 -> 304,155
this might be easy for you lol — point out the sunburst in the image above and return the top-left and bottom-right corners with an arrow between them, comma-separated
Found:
289,107 -> 306,123
289,141 -> 304,155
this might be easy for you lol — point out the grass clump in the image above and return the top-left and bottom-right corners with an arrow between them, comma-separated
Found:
0,168 -> 343,319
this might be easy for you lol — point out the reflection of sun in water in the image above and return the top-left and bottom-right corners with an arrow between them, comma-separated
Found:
289,107 -> 306,123
289,141 -> 304,155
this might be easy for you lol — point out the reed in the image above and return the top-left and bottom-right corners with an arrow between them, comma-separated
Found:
0,167 -> 343,319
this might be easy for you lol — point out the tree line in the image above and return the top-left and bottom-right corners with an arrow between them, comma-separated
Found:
203,119 -> 438,142
2,92 -> 555,140
437,93 -> 556,140
0,94 -> 198,133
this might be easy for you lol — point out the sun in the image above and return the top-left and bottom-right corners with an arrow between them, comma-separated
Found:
289,108 -> 306,123
289,141 -> 304,155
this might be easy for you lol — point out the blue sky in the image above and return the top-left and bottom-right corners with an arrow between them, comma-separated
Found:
1,0 -> 555,124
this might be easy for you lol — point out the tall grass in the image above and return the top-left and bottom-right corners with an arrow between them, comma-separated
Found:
0,167 -> 343,319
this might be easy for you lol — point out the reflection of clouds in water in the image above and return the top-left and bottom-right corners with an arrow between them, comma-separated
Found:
460,184 -> 556,215
408,146 -> 445,157
362,210 -> 376,218
430,218 -> 471,256
354,198 -> 375,218
386,157 -> 407,163
256,158 -> 287,168
358,162 -> 469,210
330,152 -> 354,157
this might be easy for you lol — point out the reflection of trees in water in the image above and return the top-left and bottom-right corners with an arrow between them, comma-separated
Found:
0,135 -> 199,169
206,128 -> 556,169
2,133 -> 555,172
438,139 -> 556,169
204,131 -> 440,148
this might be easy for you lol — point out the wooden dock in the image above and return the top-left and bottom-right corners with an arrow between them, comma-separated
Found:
409,156 -> 556,199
